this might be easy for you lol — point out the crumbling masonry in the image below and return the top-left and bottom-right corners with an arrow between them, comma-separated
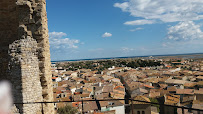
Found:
0,0 -> 54,114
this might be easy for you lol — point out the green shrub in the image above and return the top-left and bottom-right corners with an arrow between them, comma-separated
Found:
57,105 -> 78,114
149,98 -> 160,112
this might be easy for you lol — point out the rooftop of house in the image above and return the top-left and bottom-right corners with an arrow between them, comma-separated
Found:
58,80 -> 75,87
193,71 -> 203,76
102,85 -> 113,93
150,89 -> 168,96
72,102 -> 82,108
184,82 -> 196,87
167,86 -> 177,92
52,77 -> 58,79
145,78 -> 159,83
131,96 -> 151,104
99,100 -> 124,107
159,84 -> 168,89
196,76 -> 203,80
192,100 -> 203,109
165,94 -> 180,105
114,85 -> 125,91
81,101 -> 99,112
165,79 -> 189,85
194,89 -> 203,94
149,91 -> 161,98
144,84 -> 154,89
196,81 -> 203,86
176,89 -> 194,95
95,86 -> 103,92
111,78 -> 121,83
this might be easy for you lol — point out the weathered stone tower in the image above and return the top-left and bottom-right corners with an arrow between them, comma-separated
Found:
0,0 -> 54,114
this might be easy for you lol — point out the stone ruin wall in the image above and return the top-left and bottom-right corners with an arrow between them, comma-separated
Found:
0,0 -> 54,114
9,36 -> 43,114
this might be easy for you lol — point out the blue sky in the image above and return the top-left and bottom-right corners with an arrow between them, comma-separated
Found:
47,0 -> 203,61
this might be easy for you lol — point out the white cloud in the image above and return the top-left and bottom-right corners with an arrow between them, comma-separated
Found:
102,32 -> 112,37
114,0 -> 203,24
130,27 -> 143,32
125,19 -> 155,25
80,42 -> 85,45
49,32 -> 80,49
121,47 -> 135,52
162,43 -> 168,47
114,2 -> 129,11
167,21 -> 203,41
88,48 -> 104,52
49,32 -> 67,39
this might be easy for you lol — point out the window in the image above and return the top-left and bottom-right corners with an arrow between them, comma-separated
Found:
137,111 -> 140,114
142,111 -> 145,114
108,102 -> 114,105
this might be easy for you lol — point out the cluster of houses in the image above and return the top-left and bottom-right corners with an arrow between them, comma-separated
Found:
116,60 -> 203,114
51,58 -> 203,114
52,64 -> 128,114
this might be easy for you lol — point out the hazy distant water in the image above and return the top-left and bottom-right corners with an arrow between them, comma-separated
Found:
51,53 -> 203,62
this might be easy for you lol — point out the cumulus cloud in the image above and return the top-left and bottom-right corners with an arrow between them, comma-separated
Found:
49,32 -> 80,49
114,2 -> 129,11
167,21 -> 203,41
102,32 -> 112,37
114,0 -> 203,24
125,19 -> 155,25
49,32 -> 67,39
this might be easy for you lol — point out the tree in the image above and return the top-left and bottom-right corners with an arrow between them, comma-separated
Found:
57,105 -> 78,114
149,98 -> 160,112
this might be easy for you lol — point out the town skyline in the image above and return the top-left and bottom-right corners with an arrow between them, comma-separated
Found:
52,54 -> 203,113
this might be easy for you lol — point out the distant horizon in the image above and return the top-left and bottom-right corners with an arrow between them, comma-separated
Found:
51,52 -> 203,62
